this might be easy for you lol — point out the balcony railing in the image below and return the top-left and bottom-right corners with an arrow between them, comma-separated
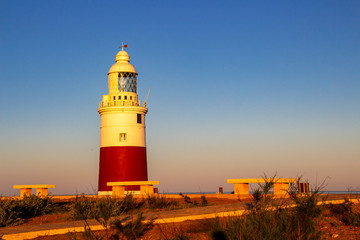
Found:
99,100 -> 146,108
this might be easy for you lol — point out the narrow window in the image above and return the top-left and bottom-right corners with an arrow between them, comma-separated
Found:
119,133 -> 127,142
118,96 -> 121,100
137,114 -> 142,124
113,96 -> 116,100
124,96 -> 127,100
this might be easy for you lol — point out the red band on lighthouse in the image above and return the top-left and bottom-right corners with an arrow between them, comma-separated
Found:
98,146 -> 148,192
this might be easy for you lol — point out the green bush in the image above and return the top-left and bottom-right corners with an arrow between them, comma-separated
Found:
145,194 -> 178,210
68,194 -> 146,240
179,193 -> 199,206
0,198 -> 24,227
167,231 -> 191,240
211,177 -> 323,240
18,194 -> 55,218
201,195 -> 208,207
119,193 -> 144,214
69,194 -> 143,221
291,190 -> 323,238
330,198 -> 360,226
0,195 -> 56,227
69,194 -> 98,221
110,213 -> 153,240
212,208 -> 314,240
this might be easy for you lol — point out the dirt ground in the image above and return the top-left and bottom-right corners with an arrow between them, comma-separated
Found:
318,205 -> 360,240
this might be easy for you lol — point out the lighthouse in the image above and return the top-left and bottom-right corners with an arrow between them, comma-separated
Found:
98,45 -> 148,195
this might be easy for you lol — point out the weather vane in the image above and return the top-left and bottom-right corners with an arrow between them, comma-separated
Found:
119,42 -> 128,51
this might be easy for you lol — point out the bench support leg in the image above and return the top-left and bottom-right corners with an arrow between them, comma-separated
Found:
36,188 -> 48,196
112,186 -> 125,196
140,185 -> 154,195
274,183 -> 289,195
298,183 -> 309,193
20,188 -> 32,197
234,183 -> 249,194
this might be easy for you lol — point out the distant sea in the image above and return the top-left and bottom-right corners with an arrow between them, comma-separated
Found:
319,191 -> 360,194
164,191 -> 360,195
49,191 -> 360,196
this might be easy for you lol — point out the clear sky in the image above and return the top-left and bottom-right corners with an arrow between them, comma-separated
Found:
0,1 -> 359,196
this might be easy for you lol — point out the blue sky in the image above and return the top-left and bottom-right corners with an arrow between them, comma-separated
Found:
0,1 -> 359,195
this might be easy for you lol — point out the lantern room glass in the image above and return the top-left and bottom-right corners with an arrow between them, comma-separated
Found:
118,72 -> 137,93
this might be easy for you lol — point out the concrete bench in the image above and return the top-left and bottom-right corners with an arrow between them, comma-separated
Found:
107,181 -> 159,196
13,185 -> 56,197
227,178 -> 297,195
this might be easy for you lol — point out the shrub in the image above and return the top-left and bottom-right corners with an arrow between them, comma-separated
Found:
145,194 -> 178,210
18,194 -> 55,219
179,193 -> 199,206
249,174 -> 278,213
69,194 -> 98,221
69,194 -> 143,221
0,195 -> 56,227
211,177 -> 323,240
290,190 -> 323,238
212,201 -> 322,239
330,198 -> 360,226
110,213 -> 153,240
118,193 -> 143,214
167,231 -> 191,240
201,195 -> 208,207
68,194 -> 146,240
0,198 -> 24,227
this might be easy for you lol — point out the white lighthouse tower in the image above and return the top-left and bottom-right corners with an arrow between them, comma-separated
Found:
98,45 -> 148,195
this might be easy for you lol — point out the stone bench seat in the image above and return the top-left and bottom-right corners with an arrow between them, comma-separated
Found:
227,178 -> 297,195
107,181 -> 159,196
13,185 -> 56,197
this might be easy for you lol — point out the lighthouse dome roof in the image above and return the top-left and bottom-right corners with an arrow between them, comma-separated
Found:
108,50 -> 137,74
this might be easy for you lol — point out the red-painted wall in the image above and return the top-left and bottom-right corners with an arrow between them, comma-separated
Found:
98,146 -> 148,191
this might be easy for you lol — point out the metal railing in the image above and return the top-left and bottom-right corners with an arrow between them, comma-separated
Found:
99,100 -> 146,108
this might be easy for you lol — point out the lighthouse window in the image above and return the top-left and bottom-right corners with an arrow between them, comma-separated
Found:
119,133 -> 127,142
137,114 -> 142,124
118,72 -> 137,93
